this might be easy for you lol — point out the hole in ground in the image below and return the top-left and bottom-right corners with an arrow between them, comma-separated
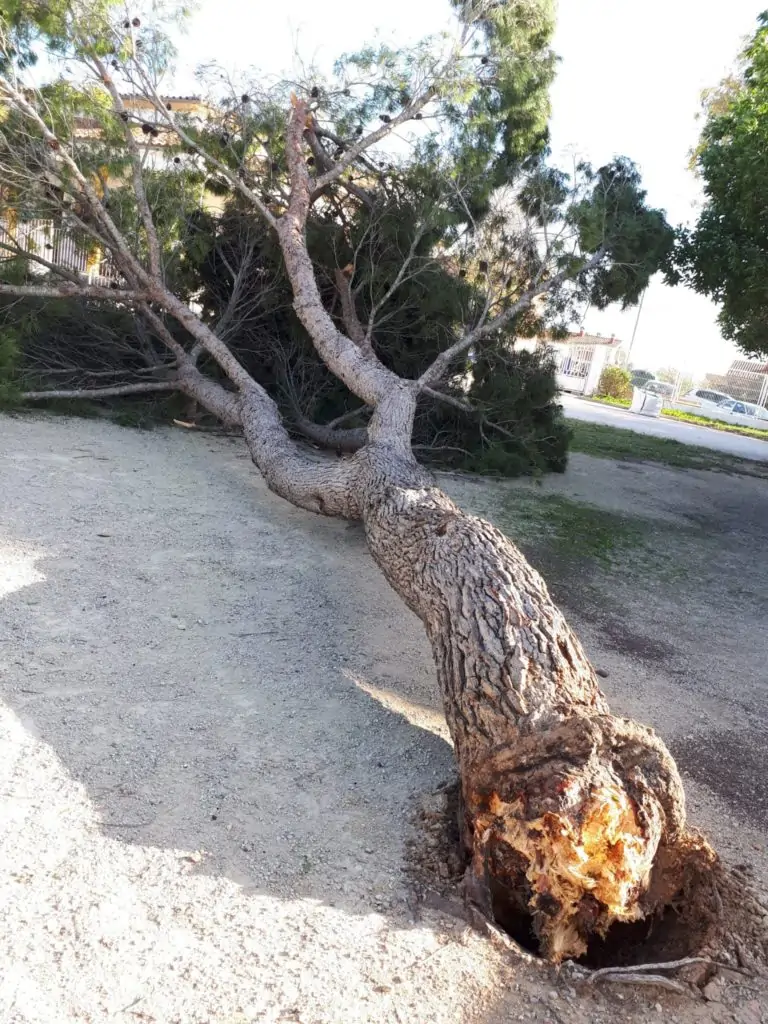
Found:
408,781 -> 767,970
489,887 -> 707,968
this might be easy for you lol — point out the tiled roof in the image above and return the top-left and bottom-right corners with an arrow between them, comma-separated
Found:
540,330 -> 622,347
119,94 -> 202,102
568,331 -> 621,346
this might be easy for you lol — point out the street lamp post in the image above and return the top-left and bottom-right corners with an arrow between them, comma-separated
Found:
626,288 -> 647,366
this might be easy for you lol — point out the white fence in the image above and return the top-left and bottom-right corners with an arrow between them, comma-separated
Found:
0,217 -> 123,287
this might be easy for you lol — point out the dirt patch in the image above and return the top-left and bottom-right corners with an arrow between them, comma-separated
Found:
2,417 -> 768,1023
672,729 -> 768,824
599,618 -> 676,663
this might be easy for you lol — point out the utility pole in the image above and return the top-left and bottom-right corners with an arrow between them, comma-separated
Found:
626,288 -> 646,367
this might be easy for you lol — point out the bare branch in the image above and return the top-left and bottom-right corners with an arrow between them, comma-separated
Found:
0,76 -> 151,287
364,222 -> 427,343
136,303 -> 188,363
91,54 -> 162,279
22,381 -> 176,400
0,236 -> 83,285
127,71 -> 278,230
418,248 -> 608,388
277,96 -> 404,409
306,125 -> 375,208
423,385 -> 474,413
0,282 -> 148,302
313,89 -> 434,191
327,405 -> 370,429
176,364 -> 242,428
292,416 -> 367,453
334,267 -> 369,350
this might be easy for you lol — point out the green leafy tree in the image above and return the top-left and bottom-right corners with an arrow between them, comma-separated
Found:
669,12 -> 768,357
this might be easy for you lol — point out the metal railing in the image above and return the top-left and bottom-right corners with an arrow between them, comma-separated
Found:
0,216 -> 124,287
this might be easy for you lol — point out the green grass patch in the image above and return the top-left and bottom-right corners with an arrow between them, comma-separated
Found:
587,395 -> 631,409
585,396 -> 768,439
501,492 -> 646,568
660,407 -> 768,439
568,420 -> 768,477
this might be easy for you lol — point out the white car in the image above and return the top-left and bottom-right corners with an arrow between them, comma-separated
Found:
642,380 -> 676,398
683,388 -> 734,408
718,399 -> 768,422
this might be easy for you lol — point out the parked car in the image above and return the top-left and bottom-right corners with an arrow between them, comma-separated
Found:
683,388 -> 734,408
718,399 -> 768,421
643,380 -> 675,398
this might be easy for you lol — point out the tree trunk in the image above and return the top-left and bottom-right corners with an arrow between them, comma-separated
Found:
193,363 -> 693,964
357,446 -> 689,960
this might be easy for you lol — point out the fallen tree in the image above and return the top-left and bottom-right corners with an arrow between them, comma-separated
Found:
0,0 -> 742,963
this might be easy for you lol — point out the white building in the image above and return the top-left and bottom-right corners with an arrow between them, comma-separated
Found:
518,331 -> 623,396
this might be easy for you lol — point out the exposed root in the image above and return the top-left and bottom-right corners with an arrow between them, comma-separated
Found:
407,778 -> 768,975
465,715 -> 686,960
585,956 -> 754,986
586,972 -> 691,994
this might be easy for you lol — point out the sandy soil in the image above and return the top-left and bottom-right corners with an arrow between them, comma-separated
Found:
1,413 -> 766,1024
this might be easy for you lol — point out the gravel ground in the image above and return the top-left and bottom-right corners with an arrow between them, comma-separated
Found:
1,413 -> 766,1024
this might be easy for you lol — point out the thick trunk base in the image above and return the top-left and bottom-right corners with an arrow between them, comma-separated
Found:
409,779 -> 768,973
357,458 -> 764,961
460,713 -> 687,960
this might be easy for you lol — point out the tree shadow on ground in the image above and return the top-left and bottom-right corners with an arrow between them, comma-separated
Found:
3,422 -> 768,1023
2,423 -> 544,1022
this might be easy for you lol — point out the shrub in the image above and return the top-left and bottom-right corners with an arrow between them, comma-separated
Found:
0,328 -> 22,408
597,365 -> 633,401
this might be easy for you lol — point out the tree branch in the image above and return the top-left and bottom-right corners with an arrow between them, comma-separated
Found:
22,381 -> 176,400
364,222 -> 426,343
137,302 -> 188,363
292,416 -> 367,452
128,72 -> 278,230
313,89 -> 434,191
418,248 -> 607,388
0,282 -> 148,302
0,76 -> 152,288
423,385 -> 474,413
333,267 -> 370,350
175,364 -> 242,427
277,95 -> 404,409
0,236 -> 83,285
91,55 -> 162,279
306,125 -> 376,208
328,404 -> 370,428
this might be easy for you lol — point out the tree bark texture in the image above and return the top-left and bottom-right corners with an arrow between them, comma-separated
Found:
230,384 -> 692,961
360,449 -> 687,960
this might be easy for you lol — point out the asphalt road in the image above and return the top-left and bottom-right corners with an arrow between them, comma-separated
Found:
561,393 -> 768,462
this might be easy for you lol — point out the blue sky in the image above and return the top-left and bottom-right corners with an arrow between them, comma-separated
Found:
172,0 -> 763,378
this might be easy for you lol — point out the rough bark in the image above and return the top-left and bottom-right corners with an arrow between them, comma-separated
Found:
357,450 -> 689,960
